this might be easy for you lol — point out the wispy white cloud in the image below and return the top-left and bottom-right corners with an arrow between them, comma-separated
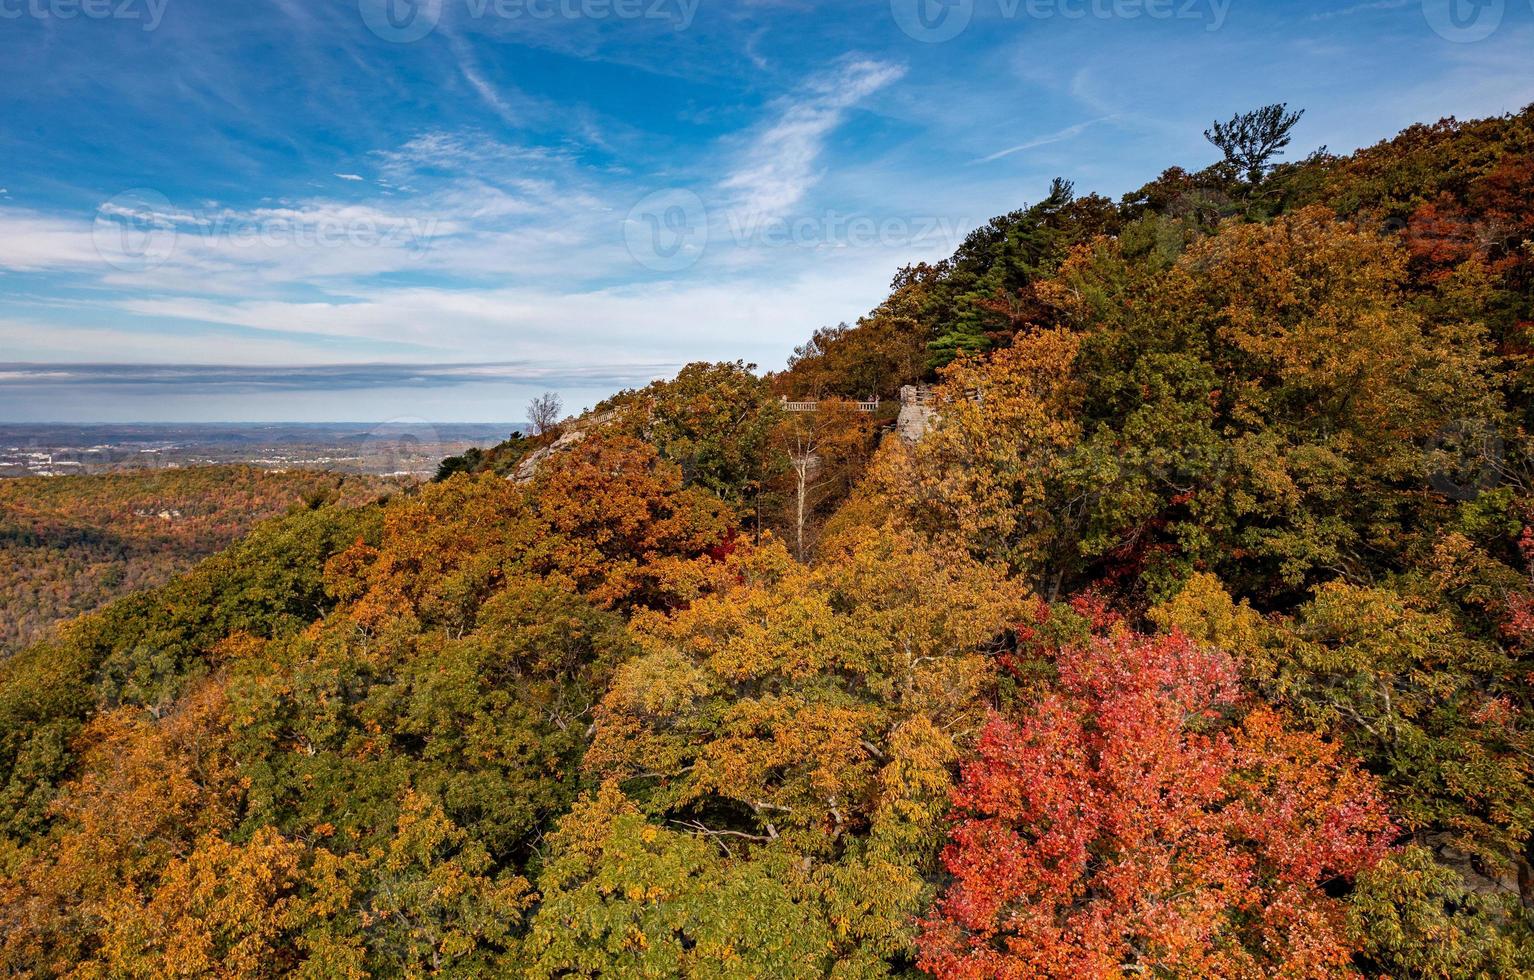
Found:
0,360 -> 676,392
373,131 -> 574,186
452,41 -> 527,130
89,244 -> 915,369
1309,0 -> 1411,21
973,116 -> 1116,164
0,317 -> 360,364
0,130 -> 627,295
0,210 -> 105,271
334,173 -> 364,181
721,58 -> 906,218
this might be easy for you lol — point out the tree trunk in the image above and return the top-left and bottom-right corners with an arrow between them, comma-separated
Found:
794,461 -> 807,560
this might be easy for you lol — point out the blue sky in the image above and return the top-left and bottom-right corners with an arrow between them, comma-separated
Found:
2,0 -> 1532,422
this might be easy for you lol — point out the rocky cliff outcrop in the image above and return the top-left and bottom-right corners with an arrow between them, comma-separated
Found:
511,428 -> 586,483
508,409 -> 618,483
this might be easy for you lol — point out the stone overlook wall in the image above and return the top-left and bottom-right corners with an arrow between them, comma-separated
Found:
896,385 -> 937,444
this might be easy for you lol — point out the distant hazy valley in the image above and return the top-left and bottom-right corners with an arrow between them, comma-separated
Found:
0,422 -> 518,479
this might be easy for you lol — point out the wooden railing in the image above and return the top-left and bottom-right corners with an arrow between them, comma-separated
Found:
780,397 -> 880,413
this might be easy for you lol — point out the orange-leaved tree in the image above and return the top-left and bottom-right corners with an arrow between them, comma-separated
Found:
919,630 -> 1394,979
326,434 -> 734,627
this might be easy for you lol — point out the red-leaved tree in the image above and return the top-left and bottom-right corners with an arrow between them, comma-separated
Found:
918,631 -> 1394,979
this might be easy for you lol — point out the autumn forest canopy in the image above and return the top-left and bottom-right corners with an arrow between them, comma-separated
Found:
5,104 -> 1534,977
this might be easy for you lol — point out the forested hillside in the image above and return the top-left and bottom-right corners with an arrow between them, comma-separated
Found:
0,468 -> 394,655
3,106 -> 1533,977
